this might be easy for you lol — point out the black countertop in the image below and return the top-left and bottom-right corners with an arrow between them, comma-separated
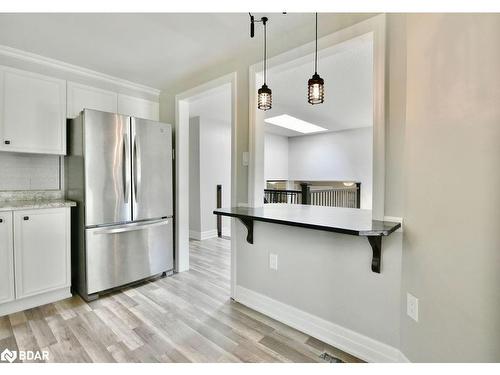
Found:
214,205 -> 401,237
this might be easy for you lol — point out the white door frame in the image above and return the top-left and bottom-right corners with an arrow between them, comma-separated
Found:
175,72 -> 238,296
248,14 -> 386,219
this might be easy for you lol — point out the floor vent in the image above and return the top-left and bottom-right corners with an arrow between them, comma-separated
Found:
319,352 -> 344,363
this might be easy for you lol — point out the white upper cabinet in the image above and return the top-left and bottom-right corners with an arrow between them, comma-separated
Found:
0,66 -> 66,155
0,211 -> 14,304
67,81 -> 118,119
117,93 -> 159,121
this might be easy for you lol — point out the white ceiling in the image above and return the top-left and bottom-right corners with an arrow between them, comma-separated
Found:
0,13 -> 374,90
263,37 -> 373,137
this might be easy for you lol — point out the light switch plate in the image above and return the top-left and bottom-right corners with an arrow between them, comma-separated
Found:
407,292 -> 419,322
269,253 -> 278,270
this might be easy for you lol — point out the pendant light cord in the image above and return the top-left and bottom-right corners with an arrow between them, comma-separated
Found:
314,12 -> 318,74
264,19 -> 267,84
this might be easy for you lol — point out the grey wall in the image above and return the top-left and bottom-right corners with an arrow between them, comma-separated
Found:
401,14 -> 500,362
0,153 -> 60,191
189,117 -> 201,234
199,116 -> 232,234
237,222 -> 403,350
264,133 -> 289,181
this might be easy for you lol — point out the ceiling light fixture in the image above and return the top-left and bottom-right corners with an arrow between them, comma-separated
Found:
308,13 -> 324,105
258,17 -> 272,111
264,114 -> 327,134
250,14 -> 272,111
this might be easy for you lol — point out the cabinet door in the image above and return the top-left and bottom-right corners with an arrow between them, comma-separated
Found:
117,94 -> 159,121
0,66 -> 66,154
0,211 -> 14,304
67,82 -> 118,119
14,208 -> 70,299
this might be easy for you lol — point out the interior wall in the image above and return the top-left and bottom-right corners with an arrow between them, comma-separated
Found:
189,117 -> 201,235
288,127 -> 373,209
199,116 -> 232,235
188,87 -> 232,238
264,133 -> 289,181
401,13 -> 500,362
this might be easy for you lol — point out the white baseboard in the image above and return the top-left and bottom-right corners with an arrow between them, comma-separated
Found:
189,229 -> 218,241
235,285 -> 407,363
0,287 -> 71,317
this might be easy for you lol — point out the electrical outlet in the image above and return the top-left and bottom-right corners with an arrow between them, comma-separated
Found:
407,293 -> 419,322
269,253 -> 278,270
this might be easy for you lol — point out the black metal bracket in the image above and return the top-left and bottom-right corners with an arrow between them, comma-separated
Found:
238,217 -> 254,244
367,236 -> 382,273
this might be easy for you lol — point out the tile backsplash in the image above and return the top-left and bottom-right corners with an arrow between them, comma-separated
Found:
0,153 -> 61,191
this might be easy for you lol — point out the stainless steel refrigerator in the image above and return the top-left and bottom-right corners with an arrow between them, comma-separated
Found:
66,109 -> 174,301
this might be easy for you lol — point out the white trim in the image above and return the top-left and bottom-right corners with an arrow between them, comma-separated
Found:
235,285 -> 406,363
0,287 -> 71,317
175,72 -> 238,298
189,229 -> 218,241
248,14 -> 386,220
0,44 -> 160,97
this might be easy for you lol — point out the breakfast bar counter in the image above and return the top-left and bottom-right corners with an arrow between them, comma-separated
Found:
214,204 -> 401,273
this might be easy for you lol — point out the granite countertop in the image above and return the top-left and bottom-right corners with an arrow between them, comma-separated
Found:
0,199 -> 77,212
214,204 -> 401,237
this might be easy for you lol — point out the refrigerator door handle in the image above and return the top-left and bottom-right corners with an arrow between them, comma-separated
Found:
92,219 -> 169,235
133,135 -> 142,203
123,133 -> 131,203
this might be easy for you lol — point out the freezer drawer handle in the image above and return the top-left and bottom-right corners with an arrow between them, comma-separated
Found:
93,219 -> 169,235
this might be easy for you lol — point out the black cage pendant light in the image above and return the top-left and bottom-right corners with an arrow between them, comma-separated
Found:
308,13 -> 324,105
258,17 -> 272,111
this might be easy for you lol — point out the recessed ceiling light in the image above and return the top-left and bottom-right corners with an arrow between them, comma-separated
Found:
264,114 -> 327,134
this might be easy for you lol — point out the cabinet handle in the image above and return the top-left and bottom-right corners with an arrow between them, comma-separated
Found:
4,140 -> 10,145
0,218 -> 3,223
23,216 -> 29,221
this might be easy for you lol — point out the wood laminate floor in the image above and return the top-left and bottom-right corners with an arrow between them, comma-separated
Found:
0,237 -> 362,363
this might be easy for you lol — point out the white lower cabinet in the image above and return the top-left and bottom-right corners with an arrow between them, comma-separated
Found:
0,211 -> 14,304
0,207 -> 71,317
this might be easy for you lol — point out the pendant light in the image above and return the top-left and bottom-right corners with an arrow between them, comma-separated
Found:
308,13 -> 324,105
258,17 -> 272,111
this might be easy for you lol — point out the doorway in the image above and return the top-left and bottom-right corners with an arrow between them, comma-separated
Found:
175,72 -> 237,297
188,84 -> 232,240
